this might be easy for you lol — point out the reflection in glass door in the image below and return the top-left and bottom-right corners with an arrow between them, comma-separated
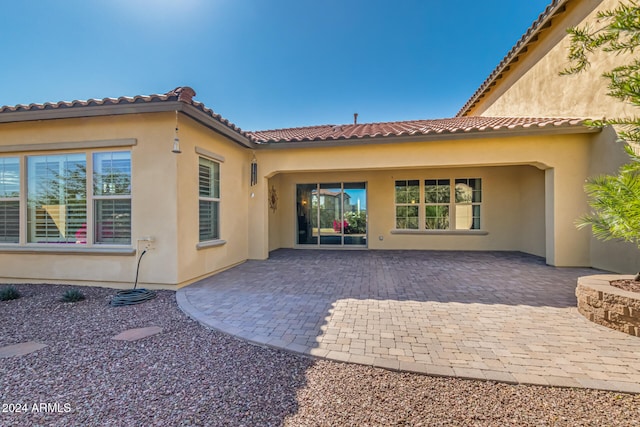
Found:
319,183 -> 342,245
296,182 -> 367,247
296,184 -> 317,245
343,182 -> 367,246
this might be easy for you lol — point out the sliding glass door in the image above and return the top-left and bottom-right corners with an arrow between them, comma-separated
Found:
296,182 -> 367,247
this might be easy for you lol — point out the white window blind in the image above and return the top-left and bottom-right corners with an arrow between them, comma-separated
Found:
199,157 -> 220,241
25,151 -> 131,245
0,157 -> 20,243
27,154 -> 87,244
93,152 -> 131,244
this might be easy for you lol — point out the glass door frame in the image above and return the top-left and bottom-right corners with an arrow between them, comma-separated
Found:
295,181 -> 368,248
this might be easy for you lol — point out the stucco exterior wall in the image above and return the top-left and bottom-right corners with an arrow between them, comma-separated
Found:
468,0 -> 634,120
587,127 -> 640,273
0,113 -> 179,288
255,132 -> 594,267
518,165 -> 547,257
174,115 -> 251,286
268,174 -> 283,252
466,0 -> 640,274
0,112 -> 252,289
269,165 -> 546,256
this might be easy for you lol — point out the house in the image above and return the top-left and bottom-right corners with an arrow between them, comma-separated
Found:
0,0 -> 637,289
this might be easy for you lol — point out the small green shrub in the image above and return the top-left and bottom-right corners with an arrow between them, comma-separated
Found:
0,285 -> 21,301
60,288 -> 85,303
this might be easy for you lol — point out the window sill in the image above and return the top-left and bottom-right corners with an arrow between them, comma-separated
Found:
196,239 -> 227,250
390,229 -> 488,236
0,245 -> 136,255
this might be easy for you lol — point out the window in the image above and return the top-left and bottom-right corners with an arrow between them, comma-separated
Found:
394,180 -> 419,229
394,178 -> 482,231
93,152 -> 131,244
26,151 -> 131,245
425,179 -> 450,229
454,178 -> 481,230
0,158 -> 20,243
27,154 -> 87,243
199,157 -> 220,241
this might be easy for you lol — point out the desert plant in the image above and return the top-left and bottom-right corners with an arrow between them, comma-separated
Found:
0,285 -> 21,301
60,288 -> 85,303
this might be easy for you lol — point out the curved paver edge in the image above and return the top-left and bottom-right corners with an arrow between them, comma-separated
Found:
176,289 -> 640,394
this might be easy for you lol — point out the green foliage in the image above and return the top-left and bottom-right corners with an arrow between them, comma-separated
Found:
344,211 -> 367,234
0,285 -> 21,301
563,1 -> 640,254
562,1 -> 640,147
60,288 -> 85,303
577,145 -> 640,247
561,1 -> 640,76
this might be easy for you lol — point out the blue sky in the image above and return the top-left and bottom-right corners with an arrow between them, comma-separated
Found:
1,1 -> 552,131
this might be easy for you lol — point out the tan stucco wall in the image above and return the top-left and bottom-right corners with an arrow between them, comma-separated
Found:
174,115 -> 251,286
588,128 -> 640,274
269,165 -> 546,256
0,114 -> 178,288
466,0 -> 640,273
254,132 -> 594,267
0,112 -> 251,289
268,174 -> 283,252
468,0 -> 634,120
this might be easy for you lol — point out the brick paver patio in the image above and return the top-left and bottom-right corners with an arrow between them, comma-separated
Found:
177,250 -> 640,393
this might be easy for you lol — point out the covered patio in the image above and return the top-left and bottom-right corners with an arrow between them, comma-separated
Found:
178,250 -> 640,393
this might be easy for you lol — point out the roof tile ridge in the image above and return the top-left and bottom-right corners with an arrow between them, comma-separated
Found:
189,100 -> 251,136
250,124 -> 337,133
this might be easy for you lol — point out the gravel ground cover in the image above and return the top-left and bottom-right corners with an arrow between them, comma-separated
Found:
1,284 -> 639,426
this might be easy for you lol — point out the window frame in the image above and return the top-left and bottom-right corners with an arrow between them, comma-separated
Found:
198,155 -> 222,245
26,152 -> 88,245
92,151 -> 132,245
454,178 -> 482,231
0,157 -> 21,244
0,149 -> 133,251
394,179 -> 420,230
393,177 -> 483,233
424,179 -> 451,230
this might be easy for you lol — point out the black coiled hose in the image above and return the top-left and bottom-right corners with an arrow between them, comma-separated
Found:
110,249 -> 157,306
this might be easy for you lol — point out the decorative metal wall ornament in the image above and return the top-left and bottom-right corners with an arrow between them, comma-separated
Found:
250,154 -> 257,186
269,185 -> 278,212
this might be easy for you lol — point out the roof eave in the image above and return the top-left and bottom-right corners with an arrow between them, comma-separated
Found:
255,123 -> 600,149
0,100 -> 255,149
0,100 -> 183,123
180,103 -> 256,148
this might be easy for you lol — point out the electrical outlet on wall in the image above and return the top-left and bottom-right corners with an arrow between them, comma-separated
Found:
137,236 -> 155,252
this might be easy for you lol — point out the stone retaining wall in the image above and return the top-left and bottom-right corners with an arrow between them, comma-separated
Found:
576,275 -> 640,337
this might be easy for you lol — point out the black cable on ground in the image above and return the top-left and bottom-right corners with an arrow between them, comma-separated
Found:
110,249 -> 157,306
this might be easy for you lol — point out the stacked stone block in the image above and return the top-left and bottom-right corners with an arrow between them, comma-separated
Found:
576,276 -> 640,337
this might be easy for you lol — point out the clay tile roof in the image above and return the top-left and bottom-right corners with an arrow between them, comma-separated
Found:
0,86 -> 252,141
248,116 -> 587,143
1,87 -> 588,146
456,0 -> 569,117
0,92 -> 174,114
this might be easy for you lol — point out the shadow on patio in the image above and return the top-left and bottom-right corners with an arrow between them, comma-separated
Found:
177,249 -> 640,393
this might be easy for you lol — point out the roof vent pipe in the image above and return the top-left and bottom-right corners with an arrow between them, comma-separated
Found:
354,113 -> 358,125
